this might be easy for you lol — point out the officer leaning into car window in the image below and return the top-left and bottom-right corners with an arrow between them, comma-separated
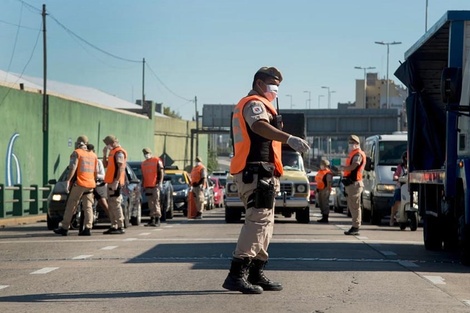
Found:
54,135 -> 98,236
102,135 -> 127,235
141,147 -> 164,227
87,144 -> 110,219
341,134 -> 366,236
222,66 -> 310,294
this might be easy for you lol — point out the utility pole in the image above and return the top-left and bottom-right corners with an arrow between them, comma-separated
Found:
195,96 -> 198,162
42,4 -> 49,185
142,57 -> 145,110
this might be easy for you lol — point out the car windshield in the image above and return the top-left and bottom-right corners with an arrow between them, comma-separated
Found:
377,141 -> 407,166
282,151 -> 304,171
166,174 -> 186,186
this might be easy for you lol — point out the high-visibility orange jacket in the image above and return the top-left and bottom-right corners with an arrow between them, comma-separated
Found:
343,149 -> 366,181
230,94 -> 283,177
141,157 -> 163,188
74,148 -> 97,188
191,163 -> 206,187
104,146 -> 127,185
315,168 -> 332,190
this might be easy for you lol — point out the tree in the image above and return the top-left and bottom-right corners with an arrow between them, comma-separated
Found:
163,107 -> 182,119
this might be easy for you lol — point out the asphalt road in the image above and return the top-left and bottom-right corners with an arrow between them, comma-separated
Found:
0,206 -> 469,313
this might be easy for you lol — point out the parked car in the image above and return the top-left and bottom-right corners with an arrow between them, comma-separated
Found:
328,176 -> 341,209
211,170 -> 228,188
165,167 -> 191,216
209,176 -> 225,207
204,178 -> 215,211
46,163 -> 141,230
127,161 -> 174,225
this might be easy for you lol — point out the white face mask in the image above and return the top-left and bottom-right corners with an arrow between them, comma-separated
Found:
264,84 -> 278,102
320,165 -> 325,170
348,143 -> 359,151
144,154 -> 151,160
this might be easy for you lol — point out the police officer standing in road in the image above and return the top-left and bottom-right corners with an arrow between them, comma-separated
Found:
141,147 -> 164,227
341,135 -> 366,235
316,159 -> 333,223
191,156 -> 207,219
54,135 -> 98,236
102,135 -> 127,235
222,67 -> 310,294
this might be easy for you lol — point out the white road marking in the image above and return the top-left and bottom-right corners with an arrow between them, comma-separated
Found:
0,285 -> 9,290
463,300 -> 470,306
139,233 -> 151,236
424,276 -> 446,285
380,251 -> 397,256
72,255 -> 93,260
398,261 -> 419,268
163,225 -> 173,228
30,267 -> 59,274
123,238 -> 137,241
101,246 -> 118,250
356,236 -> 368,240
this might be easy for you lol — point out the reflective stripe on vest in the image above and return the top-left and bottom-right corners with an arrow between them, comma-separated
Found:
104,146 -> 127,184
315,168 -> 332,190
343,149 -> 366,181
230,95 -> 283,176
141,157 -> 161,188
75,149 -> 97,188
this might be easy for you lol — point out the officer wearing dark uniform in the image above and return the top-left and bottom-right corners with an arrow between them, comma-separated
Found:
222,67 -> 310,294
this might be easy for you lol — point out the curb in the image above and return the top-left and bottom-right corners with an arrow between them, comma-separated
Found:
0,214 -> 47,228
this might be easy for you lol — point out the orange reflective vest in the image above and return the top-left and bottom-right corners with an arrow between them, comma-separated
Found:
191,163 -> 206,187
343,149 -> 366,181
141,157 -> 162,188
104,146 -> 127,185
315,168 -> 332,190
74,148 -> 97,188
230,95 -> 283,176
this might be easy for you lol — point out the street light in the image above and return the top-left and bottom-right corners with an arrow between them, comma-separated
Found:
286,94 -> 293,109
318,94 -> 324,109
303,90 -> 311,109
321,86 -> 335,109
354,66 -> 376,108
375,41 -> 402,109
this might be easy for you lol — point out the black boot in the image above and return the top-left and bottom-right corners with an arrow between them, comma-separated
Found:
155,217 -> 161,227
248,259 -> 283,291
317,214 -> 329,223
222,258 -> 263,294
146,217 -> 156,227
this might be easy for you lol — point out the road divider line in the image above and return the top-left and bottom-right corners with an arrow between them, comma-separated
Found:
123,238 -> 137,241
139,233 -> 151,236
424,275 -> 446,285
0,285 -> 9,290
356,236 -> 369,240
72,255 -> 93,260
30,267 -> 59,274
101,246 -> 118,250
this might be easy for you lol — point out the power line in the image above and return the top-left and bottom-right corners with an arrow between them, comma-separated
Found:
0,19 -> 39,31
146,62 -> 193,102
6,2 -> 24,74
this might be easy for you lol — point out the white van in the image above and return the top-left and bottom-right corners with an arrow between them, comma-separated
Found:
362,133 -> 407,225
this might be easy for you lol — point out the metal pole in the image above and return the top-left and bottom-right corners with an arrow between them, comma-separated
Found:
142,58 -> 145,108
195,96 -> 198,159
363,68 -> 367,108
386,43 -> 390,109
425,0 -> 428,32
42,4 -> 49,185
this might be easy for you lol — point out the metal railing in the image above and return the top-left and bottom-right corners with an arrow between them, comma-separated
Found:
0,184 -> 51,218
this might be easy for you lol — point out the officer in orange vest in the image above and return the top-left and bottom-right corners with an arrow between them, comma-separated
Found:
222,67 -> 309,294
54,135 -> 98,236
102,135 -> 127,235
141,147 -> 164,226
190,156 -> 207,219
315,159 -> 333,223
341,134 -> 366,235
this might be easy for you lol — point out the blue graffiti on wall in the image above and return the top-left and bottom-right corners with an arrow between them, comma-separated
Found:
5,133 -> 21,187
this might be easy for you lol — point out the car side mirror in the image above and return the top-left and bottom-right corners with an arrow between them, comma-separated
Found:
364,156 -> 373,171
48,179 -> 57,184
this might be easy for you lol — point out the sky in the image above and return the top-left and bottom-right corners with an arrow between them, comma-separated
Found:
2,0 -> 470,120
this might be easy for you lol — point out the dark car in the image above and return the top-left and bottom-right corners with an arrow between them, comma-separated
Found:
127,161 -> 174,224
165,168 -> 191,216
46,163 -> 141,230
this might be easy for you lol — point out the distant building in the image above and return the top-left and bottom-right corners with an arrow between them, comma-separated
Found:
355,72 -> 407,110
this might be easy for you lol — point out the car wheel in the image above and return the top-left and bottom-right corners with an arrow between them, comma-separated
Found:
47,214 -> 59,230
167,197 -> 174,219
130,202 -> 142,226
296,206 -> 310,223
122,200 -> 130,228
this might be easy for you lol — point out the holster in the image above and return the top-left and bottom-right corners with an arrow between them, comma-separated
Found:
243,162 -> 276,209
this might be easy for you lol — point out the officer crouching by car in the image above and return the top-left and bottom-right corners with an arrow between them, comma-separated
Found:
222,66 -> 310,294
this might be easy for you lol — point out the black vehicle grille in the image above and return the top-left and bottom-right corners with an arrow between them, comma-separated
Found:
280,183 -> 293,196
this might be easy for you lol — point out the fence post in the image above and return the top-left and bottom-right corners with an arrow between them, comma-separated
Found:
30,185 -> 39,215
12,184 -> 23,216
0,184 -> 4,218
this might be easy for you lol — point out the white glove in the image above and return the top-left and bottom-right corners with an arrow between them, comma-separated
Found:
287,135 -> 310,153
110,181 -> 119,191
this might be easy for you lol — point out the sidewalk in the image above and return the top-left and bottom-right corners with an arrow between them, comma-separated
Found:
0,214 -> 46,227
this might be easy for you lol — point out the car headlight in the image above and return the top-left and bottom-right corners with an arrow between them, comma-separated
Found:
52,194 -> 63,201
376,184 -> 395,192
228,183 -> 238,193
296,184 -> 308,193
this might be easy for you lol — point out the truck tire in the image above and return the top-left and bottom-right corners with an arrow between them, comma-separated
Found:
423,215 -> 442,250
225,207 -> 242,223
296,207 -> 310,223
